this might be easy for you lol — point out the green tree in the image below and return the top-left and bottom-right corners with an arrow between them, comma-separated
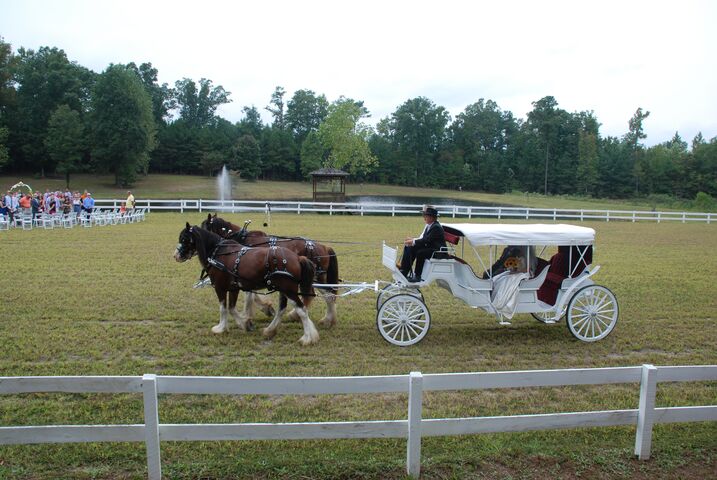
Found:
44,104 -> 85,188
286,89 -> 329,144
0,36 -> 17,117
150,120 -> 201,174
237,106 -> 263,139
449,98 -> 517,192
596,136 -> 632,197
300,130 -> 325,179
576,130 -> 598,196
526,96 -> 563,195
623,107 -> 650,195
0,126 -> 8,171
260,126 -> 296,180
200,150 -> 225,176
317,98 -> 377,175
91,64 -> 156,186
128,62 -> 174,126
234,134 -> 261,180
265,86 -> 286,130
687,138 -> 717,197
174,77 -> 230,128
388,97 -> 449,186
11,46 -> 94,174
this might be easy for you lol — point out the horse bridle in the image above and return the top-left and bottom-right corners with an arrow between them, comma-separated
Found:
176,228 -> 198,260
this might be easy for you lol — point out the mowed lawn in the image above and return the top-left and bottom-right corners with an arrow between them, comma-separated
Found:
0,213 -> 715,479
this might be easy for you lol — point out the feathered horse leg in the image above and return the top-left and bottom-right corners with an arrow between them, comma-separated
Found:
211,290 -> 230,334
262,294 -> 287,340
228,291 -> 249,332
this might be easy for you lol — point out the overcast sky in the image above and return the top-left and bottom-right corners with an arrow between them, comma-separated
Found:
2,0 -> 715,146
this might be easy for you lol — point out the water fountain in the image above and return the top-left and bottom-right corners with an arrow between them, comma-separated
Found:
217,165 -> 231,211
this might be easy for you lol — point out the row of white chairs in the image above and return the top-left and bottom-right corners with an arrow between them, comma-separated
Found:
0,208 -> 147,231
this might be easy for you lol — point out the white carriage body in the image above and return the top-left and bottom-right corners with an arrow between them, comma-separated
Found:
382,223 -> 598,317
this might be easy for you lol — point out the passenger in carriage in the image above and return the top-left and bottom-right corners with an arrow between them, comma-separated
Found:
399,205 -> 446,282
482,245 -> 537,279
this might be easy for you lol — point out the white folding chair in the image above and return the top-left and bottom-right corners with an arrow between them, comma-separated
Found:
40,214 -> 54,229
21,214 -> 33,230
62,213 -> 75,228
0,214 -> 8,231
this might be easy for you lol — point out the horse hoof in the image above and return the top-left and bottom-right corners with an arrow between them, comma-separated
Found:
211,325 -> 226,334
319,317 -> 337,329
299,332 -> 320,346
262,328 -> 276,339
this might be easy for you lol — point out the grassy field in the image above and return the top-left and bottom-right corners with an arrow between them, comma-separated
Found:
0,212 -> 715,479
1,173 -> 709,212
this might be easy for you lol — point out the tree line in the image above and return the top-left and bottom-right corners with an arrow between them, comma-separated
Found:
0,37 -> 715,207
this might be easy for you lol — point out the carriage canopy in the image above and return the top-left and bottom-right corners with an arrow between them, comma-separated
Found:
442,223 -> 595,246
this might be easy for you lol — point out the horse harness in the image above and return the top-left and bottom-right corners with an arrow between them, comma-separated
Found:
201,242 -> 298,292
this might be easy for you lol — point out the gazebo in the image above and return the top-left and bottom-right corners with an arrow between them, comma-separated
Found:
310,168 -> 349,202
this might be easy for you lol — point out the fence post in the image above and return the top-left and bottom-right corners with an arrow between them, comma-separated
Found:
198,199 -> 203,213
635,364 -> 657,460
407,371 -> 423,478
143,374 -> 162,480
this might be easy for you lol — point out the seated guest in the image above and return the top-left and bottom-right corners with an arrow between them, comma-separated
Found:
399,205 -> 446,282
482,245 -> 537,279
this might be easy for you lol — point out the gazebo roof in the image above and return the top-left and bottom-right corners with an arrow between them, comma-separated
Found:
309,168 -> 349,177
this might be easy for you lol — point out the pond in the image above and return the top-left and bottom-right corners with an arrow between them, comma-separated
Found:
344,195 -> 508,208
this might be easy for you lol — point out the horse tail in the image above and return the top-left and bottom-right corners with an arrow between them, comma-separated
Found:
299,255 -> 316,306
326,247 -> 339,295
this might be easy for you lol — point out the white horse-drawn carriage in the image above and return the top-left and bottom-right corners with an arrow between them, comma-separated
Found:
377,223 -> 619,346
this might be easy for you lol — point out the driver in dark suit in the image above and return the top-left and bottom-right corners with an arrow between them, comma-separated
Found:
399,206 -> 446,282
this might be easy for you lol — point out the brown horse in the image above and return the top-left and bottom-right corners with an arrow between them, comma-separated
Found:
201,214 -> 339,327
174,223 -> 320,345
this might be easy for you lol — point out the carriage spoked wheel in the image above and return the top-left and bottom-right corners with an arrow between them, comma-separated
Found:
566,285 -> 619,342
531,307 -> 566,324
376,283 -> 424,310
376,294 -> 431,346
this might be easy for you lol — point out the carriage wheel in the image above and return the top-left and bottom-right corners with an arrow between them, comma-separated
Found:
531,307 -> 566,324
376,294 -> 431,346
566,285 -> 618,342
376,283 -> 424,310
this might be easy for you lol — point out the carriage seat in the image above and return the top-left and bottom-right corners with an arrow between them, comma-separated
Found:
439,230 -> 460,255
428,251 -> 481,280
517,264 -> 550,290
536,246 -> 592,306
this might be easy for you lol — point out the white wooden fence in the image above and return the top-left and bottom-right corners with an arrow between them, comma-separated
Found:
94,198 -> 715,223
1,364 -> 715,479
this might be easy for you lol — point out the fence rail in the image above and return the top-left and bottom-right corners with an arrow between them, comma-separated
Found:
93,198 -> 715,223
1,364 -> 715,478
